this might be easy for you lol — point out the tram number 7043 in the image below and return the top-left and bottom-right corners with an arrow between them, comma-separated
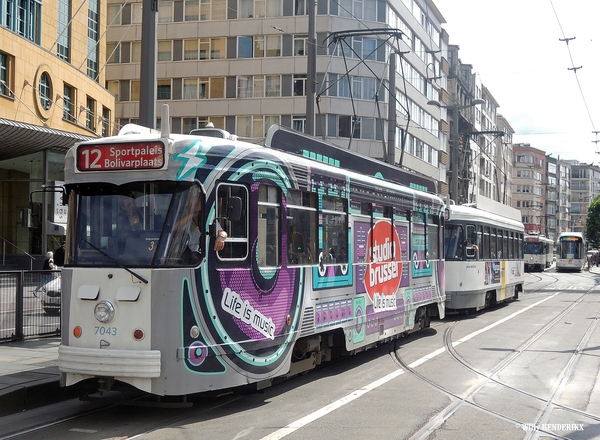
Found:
95,326 -> 118,336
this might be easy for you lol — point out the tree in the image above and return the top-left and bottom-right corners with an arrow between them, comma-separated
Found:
585,195 -> 600,249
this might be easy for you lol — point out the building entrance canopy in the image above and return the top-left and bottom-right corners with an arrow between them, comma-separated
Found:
0,118 -> 95,161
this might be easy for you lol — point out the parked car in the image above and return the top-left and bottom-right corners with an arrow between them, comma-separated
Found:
40,276 -> 61,315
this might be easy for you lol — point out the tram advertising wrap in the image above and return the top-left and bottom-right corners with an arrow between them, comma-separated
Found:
57,120 -> 445,397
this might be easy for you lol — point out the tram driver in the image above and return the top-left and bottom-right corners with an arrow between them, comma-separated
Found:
174,193 -> 227,263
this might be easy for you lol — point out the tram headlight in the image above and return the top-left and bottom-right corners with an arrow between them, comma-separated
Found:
94,300 -> 115,324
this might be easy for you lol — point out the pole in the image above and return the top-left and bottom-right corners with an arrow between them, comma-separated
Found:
387,52 -> 396,164
305,0 -> 317,136
139,0 -> 157,129
451,106 -> 460,203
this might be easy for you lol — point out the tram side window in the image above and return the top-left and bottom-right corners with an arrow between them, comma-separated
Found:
216,184 -> 249,260
257,185 -> 280,267
518,234 -> 524,259
465,224 -> 477,259
477,226 -> 483,258
444,224 -> 463,260
428,214 -> 439,261
509,231 -> 514,259
322,195 -> 347,264
502,230 -> 508,259
483,226 -> 490,259
490,228 -> 497,259
286,189 -> 316,265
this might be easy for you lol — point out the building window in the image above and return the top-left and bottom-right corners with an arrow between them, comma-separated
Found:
0,51 -> 11,97
239,0 -> 281,18
158,41 -> 172,61
131,3 -> 143,23
87,0 -> 99,80
199,38 -> 226,59
2,0 -> 42,43
57,0 -> 71,61
38,72 -> 52,110
184,0 -> 199,20
292,116 -> 305,133
131,80 -> 140,101
107,4 -> 122,25
106,42 -> 120,63
101,106 -> 111,136
157,79 -> 171,100
236,115 -> 280,137
293,74 -> 306,96
184,39 -> 199,60
85,96 -> 96,131
132,42 -> 142,63
293,35 -> 307,55
238,36 -> 253,58
63,84 -> 76,122
209,77 -> 225,98
106,80 -> 119,101
158,1 -> 173,22
183,78 -> 198,99
294,0 -> 307,15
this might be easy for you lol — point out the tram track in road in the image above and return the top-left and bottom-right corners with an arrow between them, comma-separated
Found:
0,390 -> 246,440
397,282 -> 600,440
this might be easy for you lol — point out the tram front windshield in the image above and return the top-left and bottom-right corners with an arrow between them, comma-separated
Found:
524,242 -> 543,255
559,240 -> 581,259
67,181 -> 206,267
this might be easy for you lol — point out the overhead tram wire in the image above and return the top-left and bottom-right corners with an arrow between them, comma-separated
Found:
550,0 -> 598,148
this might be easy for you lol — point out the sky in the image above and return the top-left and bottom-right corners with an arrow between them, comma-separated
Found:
432,0 -> 600,165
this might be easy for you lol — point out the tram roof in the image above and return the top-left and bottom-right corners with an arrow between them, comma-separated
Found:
66,124 -> 444,207
445,204 -> 525,231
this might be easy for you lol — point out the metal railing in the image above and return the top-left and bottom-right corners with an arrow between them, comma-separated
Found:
0,270 -> 61,342
1,236 -> 35,270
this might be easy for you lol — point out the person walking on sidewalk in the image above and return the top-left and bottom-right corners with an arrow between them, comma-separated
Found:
33,251 -> 56,297
53,241 -> 66,267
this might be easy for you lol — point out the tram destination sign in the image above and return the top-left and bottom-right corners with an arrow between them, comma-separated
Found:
77,142 -> 165,171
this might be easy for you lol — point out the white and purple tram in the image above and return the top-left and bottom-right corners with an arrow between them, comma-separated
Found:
444,203 -> 524,312
58,120 -> 445,396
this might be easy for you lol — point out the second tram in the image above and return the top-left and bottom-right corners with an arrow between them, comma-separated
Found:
556,232 -> 586,271
57,119 -> 446,396
524,233 -> 554,272
444,203 -> 524,312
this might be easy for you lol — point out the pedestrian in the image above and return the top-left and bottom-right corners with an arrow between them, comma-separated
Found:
53,241 -> 66,267
33,251 -> 56,297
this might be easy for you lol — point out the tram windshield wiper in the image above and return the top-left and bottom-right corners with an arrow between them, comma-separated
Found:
83,239 -> 148,284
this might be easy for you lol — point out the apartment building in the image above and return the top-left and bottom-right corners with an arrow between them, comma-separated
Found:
568,161 -> 600,236
513,144 -> 547,234
104,0 -> 447,188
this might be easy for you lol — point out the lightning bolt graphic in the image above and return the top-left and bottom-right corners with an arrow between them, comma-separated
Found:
175,140 -> 210,180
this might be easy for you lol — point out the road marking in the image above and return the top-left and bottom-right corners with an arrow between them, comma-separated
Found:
260,293 -> 559,440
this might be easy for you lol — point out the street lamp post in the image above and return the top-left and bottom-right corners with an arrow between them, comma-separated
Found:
428,99 -> 485,203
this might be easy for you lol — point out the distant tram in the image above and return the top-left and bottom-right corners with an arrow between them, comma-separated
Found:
444,204 -> 524,312
556,232 -> 586,272
524,234 -> 554,272
57,116 -> 446,397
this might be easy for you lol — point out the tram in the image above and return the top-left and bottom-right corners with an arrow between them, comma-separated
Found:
444,203 -> 524,312
57,115 -> 445,396
556,232 -> 586,271
524,233 -> 554,272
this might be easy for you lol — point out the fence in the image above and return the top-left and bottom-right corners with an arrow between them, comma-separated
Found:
0,270 -> 61,342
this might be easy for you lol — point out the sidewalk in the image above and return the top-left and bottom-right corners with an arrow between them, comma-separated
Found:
0,337 -> 67,415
